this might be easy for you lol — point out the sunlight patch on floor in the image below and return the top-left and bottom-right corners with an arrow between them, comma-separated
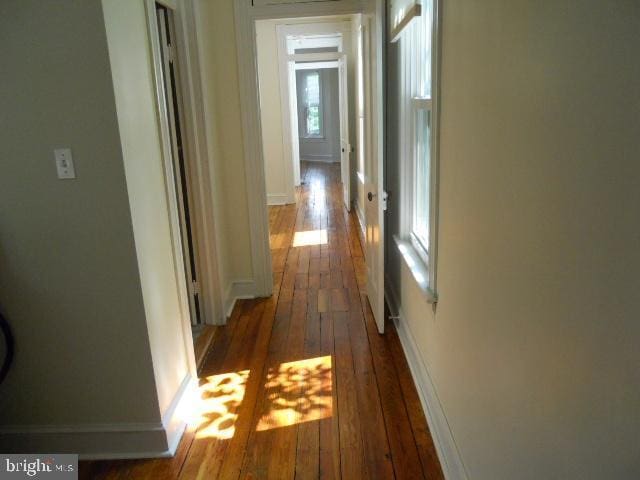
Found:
193,370 -> 250,439
256,355 -> 332,431
292,229 -> 328,247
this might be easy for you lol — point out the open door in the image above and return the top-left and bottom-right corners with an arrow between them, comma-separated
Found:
362,12 -> 386,334
156,5 -> 202,325
288,60 -> 302,188
338,56 -> 351,210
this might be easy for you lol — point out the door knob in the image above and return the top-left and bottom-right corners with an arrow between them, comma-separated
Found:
368,192 -> 376,201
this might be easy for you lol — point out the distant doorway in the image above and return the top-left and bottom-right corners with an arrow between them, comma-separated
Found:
256,19 -> 352,211
296,67 -> 341,169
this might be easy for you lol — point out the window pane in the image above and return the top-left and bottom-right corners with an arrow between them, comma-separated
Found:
413,108 -> 431,252
307,106 -> 320,136
305,72 -> 321,136
306,72 -> 320,106
418,0 -> 433,98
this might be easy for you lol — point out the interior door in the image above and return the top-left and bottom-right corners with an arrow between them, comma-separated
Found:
362,14 -> 385,334
338,56 -> 351,210
288,60 -> 301,188
156,6 -> 201,325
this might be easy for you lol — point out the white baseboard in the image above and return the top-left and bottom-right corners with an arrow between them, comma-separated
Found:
389,295 -> 469,480
300,155 -> 339,163
224,279 -> 257,318
0,423 -> 168,459
0,375 -> 196,460
160,373 -> 196,458
267,193 -> 293,205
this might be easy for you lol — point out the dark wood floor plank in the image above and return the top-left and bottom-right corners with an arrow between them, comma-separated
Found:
360,295 -> 427,480
386,324 -> 445,480
215,276 -> 284,480
319,312 -> 340,480
332,311 -> 368,479
295,309 -> 322,480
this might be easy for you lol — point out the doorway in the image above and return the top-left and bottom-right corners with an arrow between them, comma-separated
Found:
236,1 -> 387,332
150,2 -> 218,364
256,19 -> 353,210
296,67 -> 340,175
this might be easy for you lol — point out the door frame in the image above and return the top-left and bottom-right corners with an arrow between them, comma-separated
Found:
277,23 -> 350,196
146,0 -> 225,325
234,0 -> 370,296
291,60 -> 349,205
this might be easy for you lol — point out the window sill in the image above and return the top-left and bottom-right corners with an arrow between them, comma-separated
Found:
394,235 -> 437,304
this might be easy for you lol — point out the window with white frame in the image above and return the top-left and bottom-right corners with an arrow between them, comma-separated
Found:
301,70 -> 323,138
398,0 -> 438,299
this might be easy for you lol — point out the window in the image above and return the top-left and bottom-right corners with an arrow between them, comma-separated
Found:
397,0 -> 438,300
302,71 -> 323,138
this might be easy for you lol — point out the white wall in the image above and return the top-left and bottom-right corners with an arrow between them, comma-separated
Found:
101,0 -> 194,436
386,1 -> 640,478
194,0 -> 255,306
0,0 -> 179,456
297,68 -> 341,163
256,19 -> 290,204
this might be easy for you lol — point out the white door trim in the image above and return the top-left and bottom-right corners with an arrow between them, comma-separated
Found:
174,0 -> 226,324
146,0 -> 226,325
276,23 -> 299,197
234,0 -> 363,297
278,28 -> 350,191
145,0 -> 197,375
338,54 -> 351,210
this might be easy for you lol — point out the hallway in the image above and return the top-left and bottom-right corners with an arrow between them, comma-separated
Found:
80,162 -> 443,479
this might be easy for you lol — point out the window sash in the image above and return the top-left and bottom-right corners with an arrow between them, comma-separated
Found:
398,0 -> 439,298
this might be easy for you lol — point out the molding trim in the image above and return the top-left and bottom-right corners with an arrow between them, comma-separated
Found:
0,374 -> 198,460
160,373 -> 195,457
175,0 -> 226,326
389,299 -> 469,480
224,279 -> 257,318
0,375 -> 196,460
0,423 -> 167,459
300,155 -> 340,163
390,3 -> 421,43
267,193 -> 292,206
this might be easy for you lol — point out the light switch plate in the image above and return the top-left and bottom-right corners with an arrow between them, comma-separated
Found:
54,148 -> 76,179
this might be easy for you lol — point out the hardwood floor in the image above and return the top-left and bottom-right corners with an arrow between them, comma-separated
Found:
79,162 -> 444,480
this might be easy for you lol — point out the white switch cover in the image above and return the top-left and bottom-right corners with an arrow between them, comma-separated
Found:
54,148 -> 76,179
